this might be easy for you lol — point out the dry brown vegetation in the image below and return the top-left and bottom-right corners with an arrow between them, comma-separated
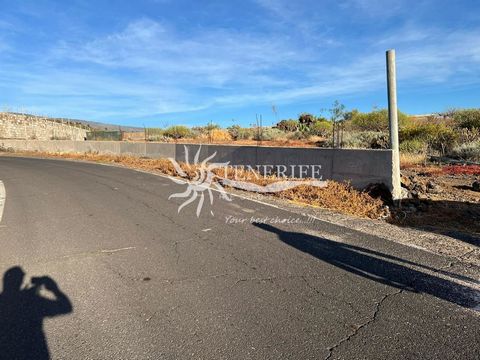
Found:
400,152 -> 427,168
277,182 -> 387,219
3,150 -> 387,219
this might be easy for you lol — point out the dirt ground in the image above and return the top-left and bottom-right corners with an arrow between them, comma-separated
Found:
391,164 -> 480,243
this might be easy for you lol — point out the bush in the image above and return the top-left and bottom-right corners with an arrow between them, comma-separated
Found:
449,141 -> 480,161
227,125 -> 255,140
237,127 -> 254,140
400,123 -> 458,154
253,127 -> 286,141
458,128 -> 480,143
146,128 -> 164,141
163,125 -> 192,139
308,120 -> 333,137
342,131 -> 389,149
453,109 -> 480,129
399,139 -> 427,154
287,130 -> 310,140
227,125 -> 240,140
191,124 -> 220,138
276,119 -> 298,132
348,109 -> 409,131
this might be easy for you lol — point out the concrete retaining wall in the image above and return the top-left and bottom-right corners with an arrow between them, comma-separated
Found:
0,139 -> 395,191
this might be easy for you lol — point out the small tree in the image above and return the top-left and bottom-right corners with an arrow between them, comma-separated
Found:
329,101 -> 346,147
308,121 -> 333,137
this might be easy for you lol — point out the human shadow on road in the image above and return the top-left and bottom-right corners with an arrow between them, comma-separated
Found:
0,267 -> 73,360
254,223 -> 479,309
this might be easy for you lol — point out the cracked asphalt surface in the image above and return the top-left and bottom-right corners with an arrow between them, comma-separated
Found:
0,156 -> 479,359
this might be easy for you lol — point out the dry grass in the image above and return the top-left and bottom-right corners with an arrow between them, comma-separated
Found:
400,152 -> 427,168
4,150 -> 387,219
197,129 -> 232,142
278,182 -> 387,219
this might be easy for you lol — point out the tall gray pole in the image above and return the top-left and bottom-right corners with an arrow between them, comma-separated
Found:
386,49 -> 401,200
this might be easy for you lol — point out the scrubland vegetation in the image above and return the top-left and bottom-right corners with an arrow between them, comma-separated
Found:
141,104 -> 480,164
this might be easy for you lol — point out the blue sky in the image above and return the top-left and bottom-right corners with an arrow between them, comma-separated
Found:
1,0 -> 479,127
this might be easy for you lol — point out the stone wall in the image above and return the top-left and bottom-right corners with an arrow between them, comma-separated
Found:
0,113 -> 88,141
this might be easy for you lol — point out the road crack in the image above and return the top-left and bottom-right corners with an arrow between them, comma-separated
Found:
300,276 -> 362,316
173,241 -> 181,265
324,289 -> 403,360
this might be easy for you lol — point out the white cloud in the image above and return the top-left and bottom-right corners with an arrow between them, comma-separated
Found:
340,0 -> 404,17
2,13 -> 480,121
53,18 -> 302,88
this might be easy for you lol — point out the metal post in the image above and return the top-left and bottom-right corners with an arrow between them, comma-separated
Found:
386,49 -> 402,200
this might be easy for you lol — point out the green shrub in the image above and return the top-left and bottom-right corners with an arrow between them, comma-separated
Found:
344,109 -> 359,122
449,141 -> 480,161
253,127 -> 286,141
400,124 -> 433,141
400,123 -> 458,154
227,125 -> 240,140
348,109 -> 409,131
342,131 -> 389,149
163,125 -> 192,139
276,119 -> 298,132
287,130 -> 310,140
453,109 -> 480,129
399,139 -> 427,154
308,120 -> 333,137
341,132 -> 365,148
227,126 -> 254,140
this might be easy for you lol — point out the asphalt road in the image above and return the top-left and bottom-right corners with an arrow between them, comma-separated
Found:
0,156 -> 479,359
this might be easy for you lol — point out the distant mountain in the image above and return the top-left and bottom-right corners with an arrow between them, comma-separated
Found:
69,119 -> 143,132
4,112 -> 143,132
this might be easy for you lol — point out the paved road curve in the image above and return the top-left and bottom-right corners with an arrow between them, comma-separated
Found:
0,156 -> 479,359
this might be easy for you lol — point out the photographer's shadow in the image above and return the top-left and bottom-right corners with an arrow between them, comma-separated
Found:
0,267 -> 73,360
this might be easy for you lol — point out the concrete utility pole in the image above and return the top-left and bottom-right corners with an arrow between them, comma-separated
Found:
386,49 -> 401,200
